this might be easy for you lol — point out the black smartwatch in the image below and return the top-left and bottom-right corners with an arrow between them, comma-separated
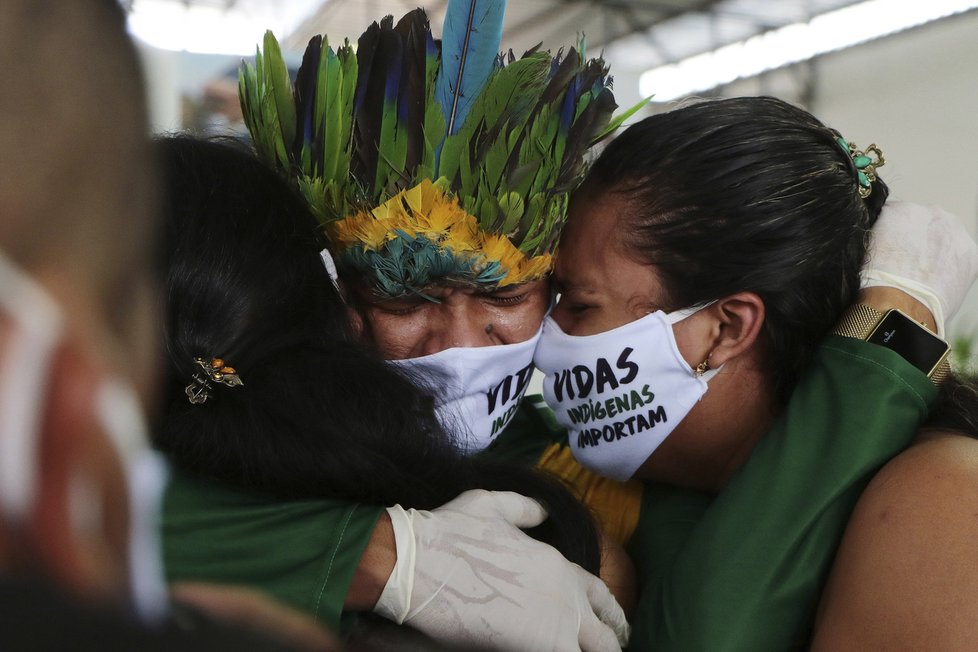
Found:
832,304 -> 951,384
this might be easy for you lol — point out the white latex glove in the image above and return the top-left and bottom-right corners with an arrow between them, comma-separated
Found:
374,489 -> 630,652
862,200 -> 978,336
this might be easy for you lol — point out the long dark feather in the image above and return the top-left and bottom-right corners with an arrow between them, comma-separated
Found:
395,10 -> 429,178
352,18 -> 385,191
374,26 -> 405,194
293,35 -> 323,173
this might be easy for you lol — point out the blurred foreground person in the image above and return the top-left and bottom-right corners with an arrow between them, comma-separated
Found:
0,2 -> 337,650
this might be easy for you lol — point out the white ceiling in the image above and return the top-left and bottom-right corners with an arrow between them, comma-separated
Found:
285,0 -> 864,73
127,0 -> 866,70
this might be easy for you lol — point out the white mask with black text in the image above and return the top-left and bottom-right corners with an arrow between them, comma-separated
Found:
0,248 -> 169,623
533,306 -> 719,480
389,325 -> 543,454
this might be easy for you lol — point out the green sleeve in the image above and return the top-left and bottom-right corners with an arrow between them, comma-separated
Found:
629,337 -> 938,652
162,468 -> 383,631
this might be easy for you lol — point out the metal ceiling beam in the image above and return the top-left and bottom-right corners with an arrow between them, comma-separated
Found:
503,2 -> 593,43
587,0 -> 725,49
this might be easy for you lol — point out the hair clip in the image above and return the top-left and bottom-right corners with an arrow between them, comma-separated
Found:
185,357 -> 244,405
836,136 -> 885,198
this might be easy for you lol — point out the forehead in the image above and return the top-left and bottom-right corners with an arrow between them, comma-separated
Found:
559,192 -> 624,266
353,277 -> 550,301
556,192 -> 631,283
556,192 -> 669,306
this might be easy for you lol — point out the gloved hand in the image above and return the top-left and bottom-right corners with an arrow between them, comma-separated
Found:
373,489 -> 630,651
862,200 -> 978,336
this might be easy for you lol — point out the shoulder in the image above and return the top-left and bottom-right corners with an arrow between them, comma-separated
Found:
812,431 -> 978,651
856,430 -> 978,517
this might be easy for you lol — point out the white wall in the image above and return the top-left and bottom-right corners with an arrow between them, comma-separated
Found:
717,10 -> 978,340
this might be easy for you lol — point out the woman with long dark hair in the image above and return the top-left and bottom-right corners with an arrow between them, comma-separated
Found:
155,135 -> 631,651
532,96 -> 978,650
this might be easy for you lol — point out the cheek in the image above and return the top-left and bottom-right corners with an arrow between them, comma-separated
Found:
490,294 -> 549,343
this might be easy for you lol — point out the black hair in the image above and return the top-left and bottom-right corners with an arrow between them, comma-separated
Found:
155,135 -> 599,573
923,373 -> 978,439
582,96 -> 888,401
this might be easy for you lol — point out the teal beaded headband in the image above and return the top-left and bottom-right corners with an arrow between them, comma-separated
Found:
836,136 -> 885,198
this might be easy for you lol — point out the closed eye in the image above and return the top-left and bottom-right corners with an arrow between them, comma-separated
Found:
377,303 -> 422,315
485,292 -> 528,307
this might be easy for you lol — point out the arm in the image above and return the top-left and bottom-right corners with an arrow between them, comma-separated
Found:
344,512 -> 396,611
169,582 -> 343,651
370,490 -> 630,652
628,289 -> 939,651
162,468 -> 383,631
812,431 -> 978,651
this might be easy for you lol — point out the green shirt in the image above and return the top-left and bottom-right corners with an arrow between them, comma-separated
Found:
162,337 -> 935,644
163,472 -> 381,630
160,395 -> 555,632
627,336 -> 937,651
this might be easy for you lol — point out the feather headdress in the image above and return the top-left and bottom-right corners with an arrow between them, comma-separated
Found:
241,0 -> 646,298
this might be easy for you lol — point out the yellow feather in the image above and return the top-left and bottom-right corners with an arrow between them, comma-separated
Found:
328,179 -> 552,287
507,253 -> 553,286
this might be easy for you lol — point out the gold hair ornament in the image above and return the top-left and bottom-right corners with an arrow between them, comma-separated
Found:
185,357 -> 244,405
836,137 -> 885,198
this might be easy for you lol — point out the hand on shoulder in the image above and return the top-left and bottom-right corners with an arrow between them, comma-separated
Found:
812,430 -> 978,651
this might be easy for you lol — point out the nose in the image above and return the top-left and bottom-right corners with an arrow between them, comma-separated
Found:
417,302 -> 493,355
551,301 -> 580,335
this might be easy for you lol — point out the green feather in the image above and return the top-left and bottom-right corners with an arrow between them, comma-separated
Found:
263,32 -> 296,165
592,95 -> 652,144
497,191 -> 525,235
315,45 -> 333,177
335,42 -> 358,216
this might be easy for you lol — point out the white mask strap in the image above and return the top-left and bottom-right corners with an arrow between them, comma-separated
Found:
699,364 -> 722,382
320,248 -> 340,290
0,250 -> 63,521
662,301 -> 723,381
661,300 -> 717,326
95,378 -> 170,624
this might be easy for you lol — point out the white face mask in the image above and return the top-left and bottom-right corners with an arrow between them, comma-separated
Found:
533,306 -> 719,480
0,249 -> 169,623
389,325 -> 543,454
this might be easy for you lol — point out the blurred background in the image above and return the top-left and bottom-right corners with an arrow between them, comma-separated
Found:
124,0 -> 978,359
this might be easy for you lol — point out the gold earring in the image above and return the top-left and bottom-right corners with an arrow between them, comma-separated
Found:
694,359 -> 710,377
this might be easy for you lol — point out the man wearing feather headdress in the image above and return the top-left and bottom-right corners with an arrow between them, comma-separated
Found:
227,1 -> 638,650
239,0 -> 647,494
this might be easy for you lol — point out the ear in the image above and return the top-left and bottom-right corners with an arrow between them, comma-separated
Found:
346,302 -> 367,338
703,292 -> 765,368
30,341 -> 130,603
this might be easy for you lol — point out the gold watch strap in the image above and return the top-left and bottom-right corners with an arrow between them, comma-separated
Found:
931,357 -> 951,385
832,304 -> 951,384
832,303 -> 885,339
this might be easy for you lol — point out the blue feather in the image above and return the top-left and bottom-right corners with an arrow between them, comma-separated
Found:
435,0 -> 506,137
559,73 -> 582,133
